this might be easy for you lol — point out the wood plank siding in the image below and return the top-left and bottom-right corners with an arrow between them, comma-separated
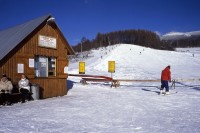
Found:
0,21 -> 72,98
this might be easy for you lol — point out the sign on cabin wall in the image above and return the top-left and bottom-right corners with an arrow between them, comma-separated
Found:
17,63 -> 24,73
29,58 -> 34,68
38,35 -> 57,49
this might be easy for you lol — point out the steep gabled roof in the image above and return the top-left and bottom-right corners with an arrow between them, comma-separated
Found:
0,14 -> 74,61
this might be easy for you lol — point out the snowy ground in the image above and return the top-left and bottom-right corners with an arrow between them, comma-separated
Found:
1,44 -> 200,133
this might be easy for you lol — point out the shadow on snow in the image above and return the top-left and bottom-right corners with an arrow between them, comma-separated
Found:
67,80 -> 75,91
141,88 -> 160,94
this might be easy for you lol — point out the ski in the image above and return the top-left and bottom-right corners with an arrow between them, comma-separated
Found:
159,91 -> 178,95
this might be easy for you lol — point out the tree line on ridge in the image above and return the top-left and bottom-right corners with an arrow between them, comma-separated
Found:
72,29 -> 175,52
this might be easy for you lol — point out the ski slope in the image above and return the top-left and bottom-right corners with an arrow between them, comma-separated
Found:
1,44 -> 200,133
69,44 -> 200,81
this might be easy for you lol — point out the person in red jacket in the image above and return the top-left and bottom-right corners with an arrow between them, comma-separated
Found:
160,65 -> 171,94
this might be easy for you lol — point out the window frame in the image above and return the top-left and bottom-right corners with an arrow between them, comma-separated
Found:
34,55 -> 57,78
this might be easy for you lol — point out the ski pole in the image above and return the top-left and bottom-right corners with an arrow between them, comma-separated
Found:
170,80 -> 176,89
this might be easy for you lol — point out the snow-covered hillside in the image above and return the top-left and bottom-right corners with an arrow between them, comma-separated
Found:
161,30 -> 200,40
1,44 -> 200,133
69,44 -> 200,81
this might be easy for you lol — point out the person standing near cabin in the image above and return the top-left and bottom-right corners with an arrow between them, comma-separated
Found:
18,74 -> 30,103
160,65 -> 171,95
0,75 -> 13,105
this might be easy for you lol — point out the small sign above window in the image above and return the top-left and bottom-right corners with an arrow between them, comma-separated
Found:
39,35 -> 57,49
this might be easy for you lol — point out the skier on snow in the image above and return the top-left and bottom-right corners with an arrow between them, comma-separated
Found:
160,65 -> 171,95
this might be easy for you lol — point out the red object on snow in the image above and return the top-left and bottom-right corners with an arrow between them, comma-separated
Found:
161,66 -> 171,81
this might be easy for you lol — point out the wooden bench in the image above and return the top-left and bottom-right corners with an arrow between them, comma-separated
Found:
0,86 -> 33,106
9,93 -> 22,103
0,92 -> 33,105
10,92 -> 33,103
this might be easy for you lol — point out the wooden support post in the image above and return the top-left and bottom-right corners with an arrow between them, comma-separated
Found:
111,80 -> 120,88
81,79 -> 88,85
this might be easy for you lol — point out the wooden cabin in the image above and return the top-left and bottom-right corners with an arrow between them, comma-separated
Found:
0,14 -> 75,99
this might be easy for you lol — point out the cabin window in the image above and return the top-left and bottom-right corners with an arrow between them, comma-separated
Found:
35,56 -> 56,77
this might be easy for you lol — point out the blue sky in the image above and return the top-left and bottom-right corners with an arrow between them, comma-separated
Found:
0,0 -> 200,45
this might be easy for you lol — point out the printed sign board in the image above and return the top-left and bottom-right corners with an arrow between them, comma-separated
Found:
39,35 -> 57,49
17,64 -> 24,73
29,58 -> 34,68
79,62 -> 85,74
108,61 -> 115,73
